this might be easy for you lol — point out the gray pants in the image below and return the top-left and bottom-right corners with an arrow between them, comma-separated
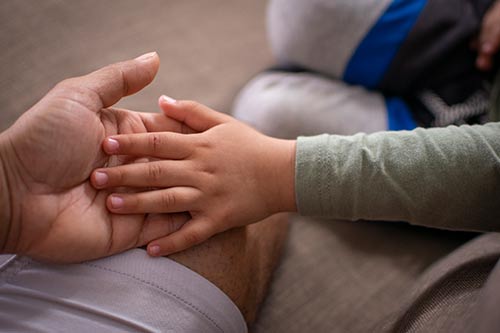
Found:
0,251 -> 246,332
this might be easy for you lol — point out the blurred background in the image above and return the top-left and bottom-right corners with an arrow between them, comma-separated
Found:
0,0 -> 272,131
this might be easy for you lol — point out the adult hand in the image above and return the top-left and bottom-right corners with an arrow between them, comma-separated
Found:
476,0 -> 500,71
91,97 -> 297,256
0,53 -> 190,263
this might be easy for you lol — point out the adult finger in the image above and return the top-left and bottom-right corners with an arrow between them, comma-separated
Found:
105,108 -> 196,135
92,160 -> 194,189
102,132 -> 196,159
140,112 -> 197,134
106,187 -> 200,214
147,217 -> 218,256
53,52 -> 160,110
158,95 -> 233,132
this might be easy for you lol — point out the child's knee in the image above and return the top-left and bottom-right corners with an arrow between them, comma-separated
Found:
233,72 -> 301,138
267,0 -> 391,78
233,71 -> 388,138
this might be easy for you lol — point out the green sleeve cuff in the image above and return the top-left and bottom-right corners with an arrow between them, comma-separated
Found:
295,135 -> 330,216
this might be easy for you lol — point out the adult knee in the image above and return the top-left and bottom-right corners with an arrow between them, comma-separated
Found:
168,214 -> 289,325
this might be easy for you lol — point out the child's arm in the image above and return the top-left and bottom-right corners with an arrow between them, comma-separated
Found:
91,96 -> 297,257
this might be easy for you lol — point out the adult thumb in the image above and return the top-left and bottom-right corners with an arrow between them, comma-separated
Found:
53,52 -> 160,110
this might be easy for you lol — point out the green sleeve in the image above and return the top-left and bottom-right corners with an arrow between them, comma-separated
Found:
295,122 -> 500,232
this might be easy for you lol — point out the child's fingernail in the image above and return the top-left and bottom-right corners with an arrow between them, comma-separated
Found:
160,95 -> 177,104
110,196 -> 124,209
148,245 -> 161,256
482,43 -> 493,53
106,138 -> 120,153
94,171 -> 108,186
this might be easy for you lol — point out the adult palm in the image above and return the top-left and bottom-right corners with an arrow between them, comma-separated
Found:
0,53 -> 187,263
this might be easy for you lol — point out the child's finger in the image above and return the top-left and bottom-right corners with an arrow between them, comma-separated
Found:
106,187 -> 200,214
137,213 -> 190,246
477,4 -> 500,71
103,132 -> 195,159
158,96 -> 233,132
92,160 -> 193,189
146,217 -> 218,256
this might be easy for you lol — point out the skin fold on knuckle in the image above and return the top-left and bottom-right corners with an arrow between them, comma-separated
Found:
160,191 -> 177,210
195,135 -> 215,154
153,236 -> 177,255
183,229 -> 203,247
148,133 -> 163,155
195,157 -> 217,178
119,167 -> 130,185
166,214 -> 186,234
147,162 -> 164,182
109,168 -> 124,186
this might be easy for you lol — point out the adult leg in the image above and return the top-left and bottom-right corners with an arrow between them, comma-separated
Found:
0,214 -> 288,332
169,213 -> 289,324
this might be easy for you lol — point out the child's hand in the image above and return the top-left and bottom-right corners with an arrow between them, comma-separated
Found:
91,96 -> 297,256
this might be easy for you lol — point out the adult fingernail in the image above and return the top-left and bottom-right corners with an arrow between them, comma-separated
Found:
135,51 -> 157,62
160,95 -> 177,104
148,245 -> 161,256
94,171 -> 108,186
110,196 -> 124,209
106,138 -> 119,153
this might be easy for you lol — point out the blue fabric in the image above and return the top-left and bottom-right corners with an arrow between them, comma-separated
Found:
386,97 -> 417,130
343,0 -> 427,89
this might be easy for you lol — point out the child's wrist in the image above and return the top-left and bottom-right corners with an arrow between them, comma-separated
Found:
268,138 -> 297,214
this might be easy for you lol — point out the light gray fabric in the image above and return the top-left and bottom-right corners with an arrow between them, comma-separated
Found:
0,250 -> 246,333
233,71 -> 387,138
267,0 -> 392,78
296,123 -> 500,231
